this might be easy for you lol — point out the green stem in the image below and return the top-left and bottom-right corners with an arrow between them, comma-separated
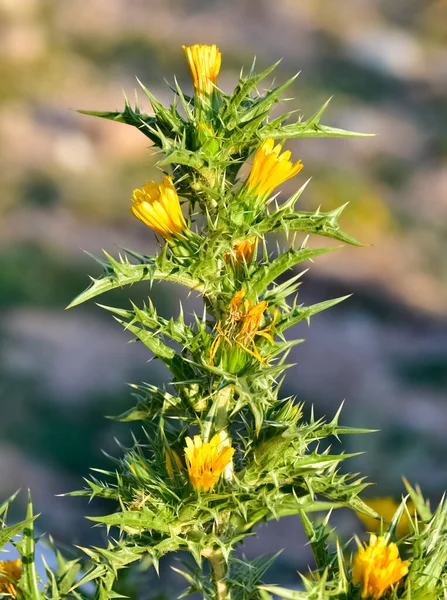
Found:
217,384 -> 235,481
206,548 -> 230,600
215,384 -> 234,432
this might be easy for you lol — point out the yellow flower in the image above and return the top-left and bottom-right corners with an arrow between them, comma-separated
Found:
224,238 -> 258,266
182,44 -> 221,96
247,138 -> 303,200
357,497 -> 414,538
352,534 -> 409,599
184,433 -> 234,492
238,300 -> 270,346
0,559 -> 21,598
210,288 -> 275,366
130,176 -> 187,241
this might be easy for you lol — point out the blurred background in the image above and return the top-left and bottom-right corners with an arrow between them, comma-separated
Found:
0,0 -> 446,595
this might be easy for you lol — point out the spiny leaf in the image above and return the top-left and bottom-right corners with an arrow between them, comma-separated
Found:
67,251 -> 203,309
78,106 -> 158,142
0,516 -> 37,548
250,246 -> 337,296
275,296 -> 351,334
87,510 -> 175,535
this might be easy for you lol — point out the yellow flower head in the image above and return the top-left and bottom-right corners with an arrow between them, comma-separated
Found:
247,138 -> 303,200
238,300 -> 270,345
229,288 -> 246,312
131,176 -> 186,241
184,433 -> 234,492
210,288 -> 275,366
182,44 -> 221,96
225,237 -> 258,267
352,534 -> 409,599
0,559 -> 21,598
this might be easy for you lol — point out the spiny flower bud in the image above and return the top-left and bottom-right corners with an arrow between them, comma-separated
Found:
247,138 -> 303,200
182,44 -> 221,97
131,176 -> 187,241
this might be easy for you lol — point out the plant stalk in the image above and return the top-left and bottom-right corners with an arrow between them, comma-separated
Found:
215,384 -> 234,432
215,384 -> 234,481
205,548 -> 230,600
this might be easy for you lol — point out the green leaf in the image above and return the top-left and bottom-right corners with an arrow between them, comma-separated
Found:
78,102 -> 158,143
137,78 -> 183,134
0,491 -> 20,522
0,516 -> 36,548
258,205 -> 363,246
112,384 -> 182,421
115,318 -> 176,362
87,510 -> 174,535
260,97 -> 374,140
275,296 -> 351,334
260,586 -> 309,599
222,60 -> 281,122
67,251 -> 203,309
158,149 -> 205,169
237,75 -> 299,128
250,246 -> 337,296
299,510 -> 331,570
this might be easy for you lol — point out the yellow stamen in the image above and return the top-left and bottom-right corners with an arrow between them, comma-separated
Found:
182,44 -> 221,96
352,534 -> 409,599
0,559 -> 21,598
247,138 -> 303,200
130,176 -> 187,241
184,433 -> 234,492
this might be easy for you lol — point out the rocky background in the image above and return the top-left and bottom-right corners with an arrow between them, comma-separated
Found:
0,0 -> 446,595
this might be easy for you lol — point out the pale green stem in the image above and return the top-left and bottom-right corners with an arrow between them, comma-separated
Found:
215,384 -> 234,432
215,385 -> 234,481
204,548 -> 230,600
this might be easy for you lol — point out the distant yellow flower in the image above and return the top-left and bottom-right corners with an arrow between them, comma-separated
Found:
225,238 -> 258,266
184,433 -> 234,492
352,534 -> 409,599
357,497 -> 414,538
247,138 -> 303,200
0,559 -> 21,598
182,44 -> 221,96
131,176 -> 186,241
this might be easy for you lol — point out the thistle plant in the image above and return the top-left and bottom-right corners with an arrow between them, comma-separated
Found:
1,44 -> 447,600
